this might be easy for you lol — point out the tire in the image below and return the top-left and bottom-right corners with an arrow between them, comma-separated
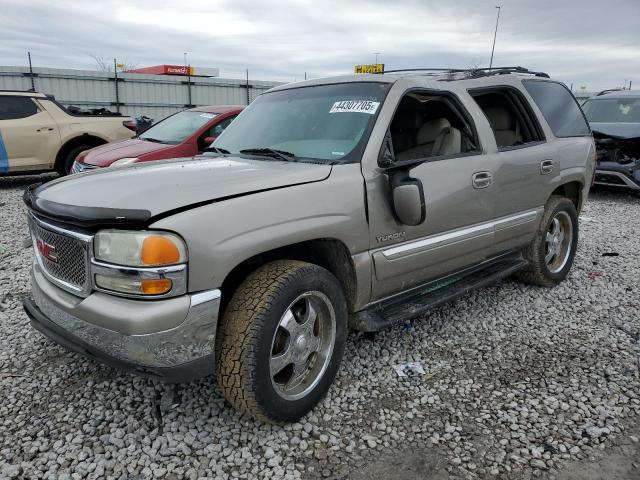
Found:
56,145 -> 92,175
215,260 -> 348,423
517,196 -> 579,287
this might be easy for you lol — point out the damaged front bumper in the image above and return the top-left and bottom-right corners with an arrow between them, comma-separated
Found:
593,128 -> 640,190
594,159 -> 640,190
24,263 -> 220,382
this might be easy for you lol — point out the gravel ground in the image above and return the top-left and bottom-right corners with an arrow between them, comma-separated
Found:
0,175 -> 639,480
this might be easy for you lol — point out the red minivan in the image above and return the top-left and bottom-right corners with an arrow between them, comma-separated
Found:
71,105 -> 243,173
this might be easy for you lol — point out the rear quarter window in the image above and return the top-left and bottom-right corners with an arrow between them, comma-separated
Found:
522,80 -> 591,137
0,96 -> 39,120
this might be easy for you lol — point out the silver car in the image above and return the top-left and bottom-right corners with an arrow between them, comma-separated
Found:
23,67 -> 595,422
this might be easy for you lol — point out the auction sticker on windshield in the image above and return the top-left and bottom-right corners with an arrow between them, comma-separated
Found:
330,100 -> 380,114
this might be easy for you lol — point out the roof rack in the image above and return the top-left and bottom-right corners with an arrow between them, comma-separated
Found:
595,88 -> 624,96
0,88 -> 39,93
382,66 -> 550,79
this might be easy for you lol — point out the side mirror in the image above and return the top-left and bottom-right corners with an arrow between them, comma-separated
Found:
389,169 -> 426,226
203,136 -> 216,146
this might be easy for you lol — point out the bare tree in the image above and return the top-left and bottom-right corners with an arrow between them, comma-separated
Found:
90,53 -> 111,71
89,54 -> 138,72
464,59 -> 482,79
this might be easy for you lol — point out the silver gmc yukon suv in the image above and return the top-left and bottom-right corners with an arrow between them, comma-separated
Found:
23,67 -> 595,423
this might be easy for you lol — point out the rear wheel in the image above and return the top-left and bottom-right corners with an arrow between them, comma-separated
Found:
215,260 -> 347,423
517,196 -> 578,287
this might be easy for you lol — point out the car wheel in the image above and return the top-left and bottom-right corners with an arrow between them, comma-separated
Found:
517,195 -> 579,287
216,260 -> 347,423
57,145 -> 92,175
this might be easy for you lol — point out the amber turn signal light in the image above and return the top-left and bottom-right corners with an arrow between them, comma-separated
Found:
141,236 -> 182,266
141,278 -> 173,295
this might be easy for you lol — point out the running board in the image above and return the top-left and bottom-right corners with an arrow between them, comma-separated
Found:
351,256 -> 528,332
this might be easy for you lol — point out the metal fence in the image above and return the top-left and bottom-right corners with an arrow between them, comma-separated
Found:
0,66 -> 282,120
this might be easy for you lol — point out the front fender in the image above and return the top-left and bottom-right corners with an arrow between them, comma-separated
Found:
151,164 -> 370,292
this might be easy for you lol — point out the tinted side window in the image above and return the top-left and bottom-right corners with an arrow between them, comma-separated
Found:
523,80 -> 590,137
0,97 -> 39,120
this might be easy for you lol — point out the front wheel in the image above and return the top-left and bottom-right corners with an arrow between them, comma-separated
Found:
56,145 -> 93,175
517,196 -> 579,287
215,260 -> 347,423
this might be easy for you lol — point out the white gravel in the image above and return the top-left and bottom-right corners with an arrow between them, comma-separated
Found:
0,175 -> 639,480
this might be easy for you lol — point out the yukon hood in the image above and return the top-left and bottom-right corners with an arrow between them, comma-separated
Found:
25,157 -> 332,228
84,139 -> 174,166
591,122 -> 640,140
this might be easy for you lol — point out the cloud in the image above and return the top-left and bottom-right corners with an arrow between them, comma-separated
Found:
0,0 -> 638,90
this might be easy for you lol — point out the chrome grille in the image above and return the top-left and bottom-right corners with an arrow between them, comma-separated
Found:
71,161 -> 99,174
28,215 -> 91,295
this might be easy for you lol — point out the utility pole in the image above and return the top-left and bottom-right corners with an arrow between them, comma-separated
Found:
489,6 -> 501,69
187,64 -> 192,107
113,58 -> 120,113
373,52 -> 380,64
27,51 -> 35,91
246,69 -> 250,105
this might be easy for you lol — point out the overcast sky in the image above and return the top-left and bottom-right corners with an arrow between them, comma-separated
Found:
2,0 -> 639,91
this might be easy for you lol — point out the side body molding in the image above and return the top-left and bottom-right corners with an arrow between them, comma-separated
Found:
374,208 -> 542,281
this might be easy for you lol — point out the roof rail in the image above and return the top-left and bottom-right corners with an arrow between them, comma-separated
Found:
0,89 -> 40,93
382,66 -> 550,79
595,88 -> 624,96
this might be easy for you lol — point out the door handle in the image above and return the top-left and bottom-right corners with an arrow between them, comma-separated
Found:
36,127 -> 55,132
540,159 -> 554,175
472,171 -> 493,189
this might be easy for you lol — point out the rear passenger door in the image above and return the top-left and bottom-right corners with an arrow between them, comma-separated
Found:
468,86 -> 555,255
0,96 -> 60,172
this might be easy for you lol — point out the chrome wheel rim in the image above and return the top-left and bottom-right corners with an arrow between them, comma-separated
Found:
269,291 -> 336,401
544,211 -> 573,274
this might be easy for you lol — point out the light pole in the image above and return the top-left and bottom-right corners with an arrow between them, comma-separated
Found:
373,52 -> 380,64
489,6 -> 501,69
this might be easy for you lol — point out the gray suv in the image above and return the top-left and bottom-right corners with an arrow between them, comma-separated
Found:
23,68 -> 595,423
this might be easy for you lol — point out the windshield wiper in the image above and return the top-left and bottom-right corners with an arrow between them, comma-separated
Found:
140,137 -> 165,144
239,148 -> 297,162
206,146 -> 230,155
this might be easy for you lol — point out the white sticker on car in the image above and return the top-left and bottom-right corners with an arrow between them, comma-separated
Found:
200,113 -> 216,119
329,100 -> 380,115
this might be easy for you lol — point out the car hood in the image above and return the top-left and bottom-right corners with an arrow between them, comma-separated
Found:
26,156 -> 332,228
590,122 -> 640,140
84,139 -> 175,166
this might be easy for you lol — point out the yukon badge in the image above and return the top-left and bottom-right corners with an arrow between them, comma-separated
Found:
376,231 -> 406,243
36,238 -> 57,263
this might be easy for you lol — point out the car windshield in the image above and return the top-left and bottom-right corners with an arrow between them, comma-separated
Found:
139,111 -> 217,144
582,97 -> 640,123
213,82 -> 390,163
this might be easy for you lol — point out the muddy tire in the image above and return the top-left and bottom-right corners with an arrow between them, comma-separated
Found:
517,196 -> 579,287
215,260 -> 347,423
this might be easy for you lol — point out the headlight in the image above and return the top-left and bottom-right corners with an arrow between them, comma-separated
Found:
92,230 -> 187,297
111,157 -> 139,166
94,230 -> 187,267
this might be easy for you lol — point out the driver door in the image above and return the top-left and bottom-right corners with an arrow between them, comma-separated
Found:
363,89 -> 496,301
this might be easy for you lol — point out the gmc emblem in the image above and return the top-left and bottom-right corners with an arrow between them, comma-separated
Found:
36,238 -> 57,263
